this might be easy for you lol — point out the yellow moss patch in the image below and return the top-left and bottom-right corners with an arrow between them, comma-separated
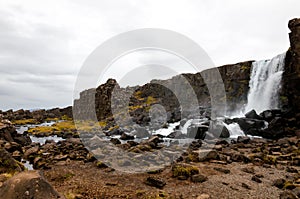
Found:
53,121 -> 76,131
28,120 -> 76,135
172,164 -> 199,177
61,115 -> 72,121
99,120 -> 107,127
134,90 -> 144,100
12,119 -> 38,125
45,117 -> 60,122
146,96 -> 157,105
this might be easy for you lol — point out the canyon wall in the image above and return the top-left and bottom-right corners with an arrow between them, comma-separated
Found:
282,18 -> 300,112
73,18 -> 300,122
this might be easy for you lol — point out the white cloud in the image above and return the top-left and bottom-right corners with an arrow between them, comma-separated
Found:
0,0 -> 299,110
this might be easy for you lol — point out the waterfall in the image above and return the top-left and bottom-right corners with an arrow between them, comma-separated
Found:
244,53 -> 286,114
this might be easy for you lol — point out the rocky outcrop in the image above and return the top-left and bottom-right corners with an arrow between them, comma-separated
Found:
0,117 -> 31,146
74,61 -> 252,122
1,106 -> 73,122
282,18 -> 300,112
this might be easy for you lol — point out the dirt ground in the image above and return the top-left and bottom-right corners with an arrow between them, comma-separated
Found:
43,160 -> 290,199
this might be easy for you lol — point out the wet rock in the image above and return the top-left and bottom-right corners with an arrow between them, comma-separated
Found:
106,128 -> 123,136
132,126 -> 150,138
145,177 -> 166,189
233,118 -> 265,135
110,138 -> 121,145
187,125 -> 208,140
120,133 -> 135,140
0,171 -> 64,198
208,121 -> 230,138
259,109 -> 281,122
191,174 -> 208,183
245,109 -> 262,120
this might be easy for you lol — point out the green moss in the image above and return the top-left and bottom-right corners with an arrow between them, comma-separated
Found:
63,172 -> 75,180
61,115 -> 72,121
134,90 -> 144,100
146,96 -> 157,105
12,119 -> 38,125
280,96 -> 288,104
185,153 -> 199,163
45,117 -> 60,122
27,120 -> 76,135
172,164 -> 199,177
129,105 -> 143,111
99,120 -> 107,127
241,65 -> 250,71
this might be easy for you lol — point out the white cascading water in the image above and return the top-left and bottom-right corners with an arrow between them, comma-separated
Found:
244,53 -> 286,114
226,53 -> 286,137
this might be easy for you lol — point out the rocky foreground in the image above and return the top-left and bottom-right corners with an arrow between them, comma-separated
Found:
1,113 -> 300,199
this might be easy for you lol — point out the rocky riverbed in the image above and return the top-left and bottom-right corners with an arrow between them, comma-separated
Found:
1,110 -> 300,198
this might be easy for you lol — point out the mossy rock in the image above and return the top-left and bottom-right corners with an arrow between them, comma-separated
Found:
172,163 -> 199,178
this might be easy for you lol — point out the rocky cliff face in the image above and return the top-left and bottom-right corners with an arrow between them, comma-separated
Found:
74,18 -> 300,123
73,61 -> 252,122
282,18 -> 300,112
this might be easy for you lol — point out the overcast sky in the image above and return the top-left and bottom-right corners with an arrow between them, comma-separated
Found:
0,0 -> 299,111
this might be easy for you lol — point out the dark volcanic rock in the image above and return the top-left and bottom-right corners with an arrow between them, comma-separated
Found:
0,148 -> 23,174
191,174 -> 208,183
187,125 -> 208,139
120,133 -> 135,140
145,177 -> 166,189
245,109 -> 262,120
282,18 -> 300,112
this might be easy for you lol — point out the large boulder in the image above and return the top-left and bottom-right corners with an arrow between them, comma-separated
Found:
245,109 -> 262,120
0,171 -> 64,199
233,117 -> 265,134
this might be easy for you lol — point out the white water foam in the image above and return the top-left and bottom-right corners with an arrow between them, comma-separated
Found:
245,53 -> 286,114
